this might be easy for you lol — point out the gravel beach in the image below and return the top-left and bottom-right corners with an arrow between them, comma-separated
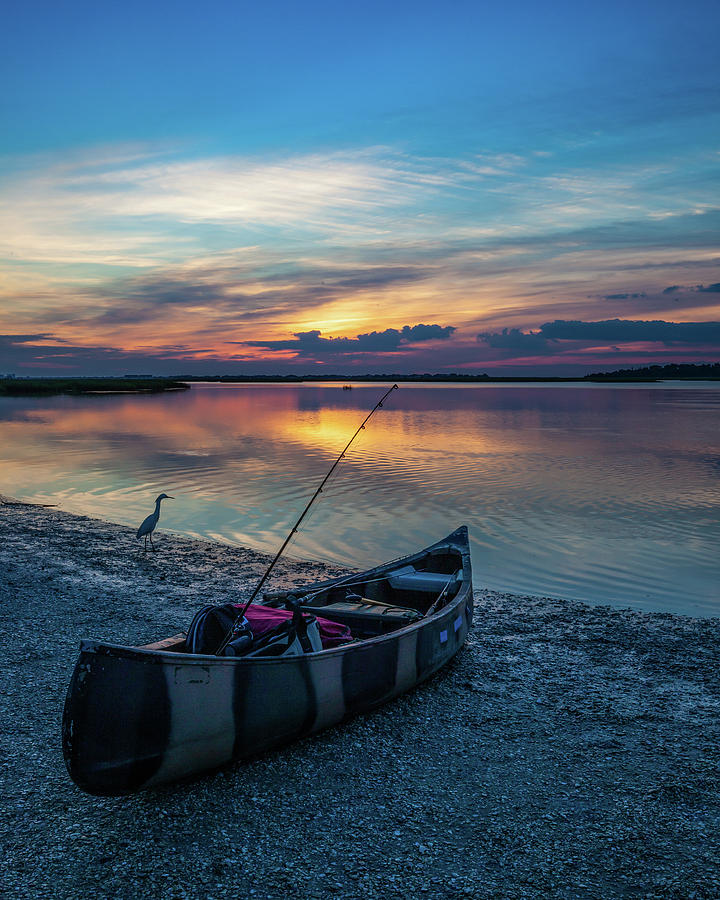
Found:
1,498 -> 719,899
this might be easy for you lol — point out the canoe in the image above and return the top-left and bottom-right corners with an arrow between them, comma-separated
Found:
62,525 -> 473,795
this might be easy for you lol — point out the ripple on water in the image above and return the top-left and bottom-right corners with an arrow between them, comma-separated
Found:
1,383 -> 719,614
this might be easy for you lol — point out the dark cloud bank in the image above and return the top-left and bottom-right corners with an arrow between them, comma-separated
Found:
478,319 -> 720,354
603,284 -> 720,301
2,318 -> 718,376
0,324 -> 458,376
242,324 -> 456,355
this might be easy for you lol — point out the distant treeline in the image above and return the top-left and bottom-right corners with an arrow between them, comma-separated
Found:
177,373 -> 499,383
0,377 -> 190,396
178,373 -> 583,383
178,363 -> 720,383
585,363 -> 720,381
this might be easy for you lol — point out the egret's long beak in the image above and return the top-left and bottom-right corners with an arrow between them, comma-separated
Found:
167,496 -> 175,499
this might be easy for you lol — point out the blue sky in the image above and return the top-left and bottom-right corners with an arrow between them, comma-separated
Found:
1,0 -> 719,374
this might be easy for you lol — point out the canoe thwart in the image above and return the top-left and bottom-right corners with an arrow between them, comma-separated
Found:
387,566 -> 463,594
138,633 -> 187,651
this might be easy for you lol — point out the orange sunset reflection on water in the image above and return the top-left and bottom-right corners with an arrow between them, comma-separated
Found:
1,382 -> 719,614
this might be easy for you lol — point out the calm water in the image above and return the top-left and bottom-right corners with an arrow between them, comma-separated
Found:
1,382 -> 718,615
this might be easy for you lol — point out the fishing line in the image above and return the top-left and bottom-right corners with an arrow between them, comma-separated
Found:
215,384 -> 399,654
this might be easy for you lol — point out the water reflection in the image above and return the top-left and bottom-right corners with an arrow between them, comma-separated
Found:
1,383 -> 718,615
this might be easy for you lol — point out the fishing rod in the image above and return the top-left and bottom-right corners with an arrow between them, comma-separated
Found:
423,572 -> 456,618
216,383 -> 399,654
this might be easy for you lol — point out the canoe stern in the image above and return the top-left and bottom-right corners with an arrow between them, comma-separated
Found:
62,642 -> 173,795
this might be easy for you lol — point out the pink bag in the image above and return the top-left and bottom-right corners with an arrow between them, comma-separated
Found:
236,604 -> 352,649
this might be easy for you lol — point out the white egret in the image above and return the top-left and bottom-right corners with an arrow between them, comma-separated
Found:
136,493 -> 173,551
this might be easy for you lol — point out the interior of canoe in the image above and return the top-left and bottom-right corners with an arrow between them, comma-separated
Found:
139,544 -> 465,653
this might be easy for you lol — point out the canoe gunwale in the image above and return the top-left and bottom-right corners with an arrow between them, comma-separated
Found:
78,525 -> 473,667
80,579 -> 472,665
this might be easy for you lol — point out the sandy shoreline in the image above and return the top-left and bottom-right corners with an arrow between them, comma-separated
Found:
1,499 -> 719,899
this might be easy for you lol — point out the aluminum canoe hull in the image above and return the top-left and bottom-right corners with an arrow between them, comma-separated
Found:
62,526 -> 473,795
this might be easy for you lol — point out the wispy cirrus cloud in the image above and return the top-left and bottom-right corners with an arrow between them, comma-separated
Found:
0,145 -> 451,270
3,141 -> 718,273
33,258 -> 436,342
1,140 -> 719,374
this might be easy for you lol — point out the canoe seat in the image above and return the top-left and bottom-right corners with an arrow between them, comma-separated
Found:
139,633 -> 186,651
388,565 -> 462,594
298,598 -> 421,635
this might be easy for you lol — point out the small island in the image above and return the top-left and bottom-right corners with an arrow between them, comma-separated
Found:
0,376 -> 190,397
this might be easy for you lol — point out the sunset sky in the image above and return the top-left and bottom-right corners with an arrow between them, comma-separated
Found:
1,0 -> 719,375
